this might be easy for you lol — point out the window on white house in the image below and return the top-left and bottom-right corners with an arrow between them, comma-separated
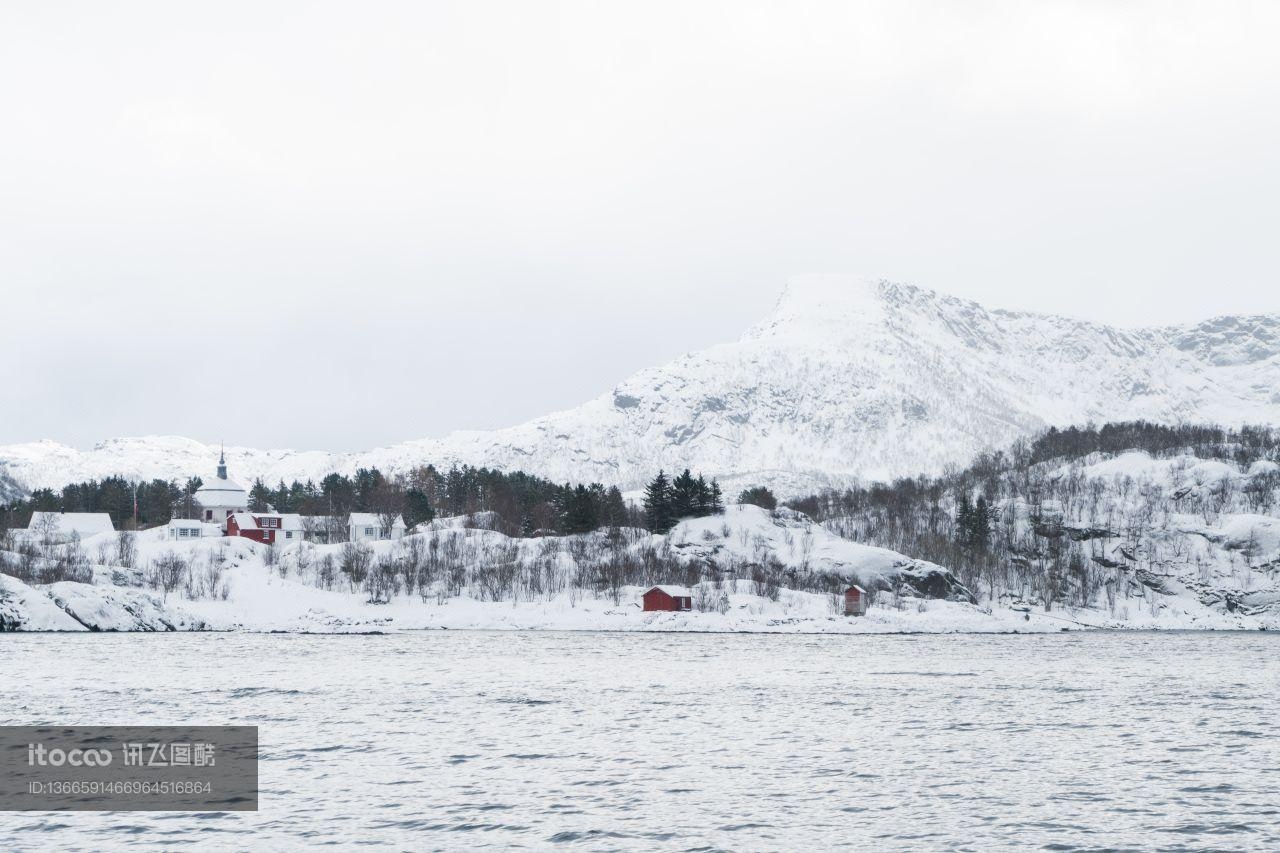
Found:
364,527 -> 374,536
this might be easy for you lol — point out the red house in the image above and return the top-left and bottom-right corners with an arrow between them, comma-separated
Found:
844,585 -> 868,616
227,513 -> 269,544
226,512 -> 293,545
642,585 -> 693,612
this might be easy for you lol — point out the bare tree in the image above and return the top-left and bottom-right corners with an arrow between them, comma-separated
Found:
115,531 -> 137,569
373,481 -> 407,539
340,542 -> 373,592
150,553 -> 189,600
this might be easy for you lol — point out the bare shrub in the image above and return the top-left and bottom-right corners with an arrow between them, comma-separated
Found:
473,542 -> 520,602
694,584 -> 715,612
366,554 -> 401,603
400,537 -> 425,596
340,542 -> 373,592
316,554 -> 337,590
150,552 -> 189,600
188,559 -> 231,600
46,540 -> 92,584
115,531 -> 137,569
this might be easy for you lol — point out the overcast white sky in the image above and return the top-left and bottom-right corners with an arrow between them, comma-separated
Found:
2,1 -> 1278,450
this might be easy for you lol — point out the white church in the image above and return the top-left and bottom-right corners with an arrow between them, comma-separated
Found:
192,450 -> 404,542
193,449 -> 249,527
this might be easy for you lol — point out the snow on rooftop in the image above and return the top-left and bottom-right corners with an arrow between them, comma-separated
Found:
649,585 -> 693,597
194,476 -> 248,507
26,512 -> 115,536
348,513 -> 404,527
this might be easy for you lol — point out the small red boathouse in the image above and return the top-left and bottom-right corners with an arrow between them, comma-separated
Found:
642,585 -> 693,612
844,585 -> 868,616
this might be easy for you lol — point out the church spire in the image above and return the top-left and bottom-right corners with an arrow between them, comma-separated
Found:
217,444 -> 227,480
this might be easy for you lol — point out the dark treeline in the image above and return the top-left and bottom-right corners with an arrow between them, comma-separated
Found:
1,464 -> 709,539
244,465 -> 637,537
642,469 -> 725,533
1028,421 -> 1279,467
0,477 -> 194,531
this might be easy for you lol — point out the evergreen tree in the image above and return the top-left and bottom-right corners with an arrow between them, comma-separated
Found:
709,480 -> 725,514
738,485 -> 777,511
248,478 -> 273,512
972,496 -> 992,551
288,480 -> 310,512
179,477 -> 201,519
97,476 -> 135,524
693,474 -> 711,515
320,473 -> 355,516
352,468 -> 385,510
603,486 -> 628,528
404,488 -> 434,529
563,484 -> 599,534
955,493 -> 973,548
671,469 -> 698,519
273,480 -> 292,513
644,471 -> 675,533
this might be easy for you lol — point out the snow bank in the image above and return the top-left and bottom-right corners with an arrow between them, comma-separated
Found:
44,582 -> 207,632
0,574 -> 87,631
666,506 -> 972,600
1211,514 -> 1280,557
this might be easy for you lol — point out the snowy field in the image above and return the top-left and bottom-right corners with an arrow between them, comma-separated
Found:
2,631 -> 1276,851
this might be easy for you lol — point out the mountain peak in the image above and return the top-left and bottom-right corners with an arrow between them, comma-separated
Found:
744,275 -> 900,343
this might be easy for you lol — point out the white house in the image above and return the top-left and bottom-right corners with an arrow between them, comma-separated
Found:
348,513 -> 406,542
26,512 -> 115,543
193,450 -> 249,530
165,519 -> 221,540
277,513 -> 306,543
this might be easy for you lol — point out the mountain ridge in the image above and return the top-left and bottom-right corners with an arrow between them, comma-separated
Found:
4,276 -> 1279,496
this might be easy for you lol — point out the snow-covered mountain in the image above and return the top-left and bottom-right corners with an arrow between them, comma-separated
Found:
4,275 -> 1280,496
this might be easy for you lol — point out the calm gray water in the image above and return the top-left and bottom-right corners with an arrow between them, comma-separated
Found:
1,631 -> 1277,851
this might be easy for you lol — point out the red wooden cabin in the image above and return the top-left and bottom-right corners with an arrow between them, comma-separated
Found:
844,585 -> 868,616
642,586 -> 693,612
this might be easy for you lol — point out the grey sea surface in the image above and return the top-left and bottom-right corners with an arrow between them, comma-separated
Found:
1,631 -> 1276,851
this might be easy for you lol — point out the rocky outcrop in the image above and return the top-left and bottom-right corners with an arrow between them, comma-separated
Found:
0,574 -> 206,632
898,565 -> 977,604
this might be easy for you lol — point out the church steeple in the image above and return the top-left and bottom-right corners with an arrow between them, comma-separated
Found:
217,445 -> 227,480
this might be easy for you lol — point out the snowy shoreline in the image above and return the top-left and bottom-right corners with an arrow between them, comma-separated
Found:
6,500 -> 1278,635
4,571 -> 1273,635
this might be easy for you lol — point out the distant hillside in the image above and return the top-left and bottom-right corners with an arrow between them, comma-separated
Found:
3,276 -> 1280,495
791,421 -> 1280,621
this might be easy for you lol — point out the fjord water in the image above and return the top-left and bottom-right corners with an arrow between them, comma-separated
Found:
2,632 -> 1277,851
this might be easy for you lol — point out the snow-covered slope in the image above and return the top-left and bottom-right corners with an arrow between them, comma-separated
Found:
5,275 -> 1280,494
6,503 -> 1268,633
